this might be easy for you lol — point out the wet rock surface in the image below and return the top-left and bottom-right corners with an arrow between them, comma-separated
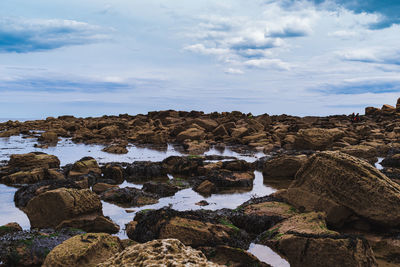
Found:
278,151 -> 400,228
100,187 -> 159,207
0,228 -> 84,266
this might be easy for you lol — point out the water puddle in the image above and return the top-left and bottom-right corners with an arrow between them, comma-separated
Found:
0,184 -> 30,229
375,157 -> 384,170
248,243 -> 290,267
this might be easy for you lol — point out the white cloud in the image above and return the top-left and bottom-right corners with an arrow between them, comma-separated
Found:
224,68 -> 244,74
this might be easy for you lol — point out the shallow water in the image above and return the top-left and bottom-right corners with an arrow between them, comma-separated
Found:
0,135 -> 286,266
248,243 -> 290,267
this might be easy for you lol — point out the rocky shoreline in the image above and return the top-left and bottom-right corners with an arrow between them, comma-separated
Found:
0,99 -> 400,266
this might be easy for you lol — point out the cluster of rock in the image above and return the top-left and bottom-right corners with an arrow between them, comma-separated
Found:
1,98 -> 400,266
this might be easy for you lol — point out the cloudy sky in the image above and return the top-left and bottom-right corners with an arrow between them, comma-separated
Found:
0,0 -> 399,118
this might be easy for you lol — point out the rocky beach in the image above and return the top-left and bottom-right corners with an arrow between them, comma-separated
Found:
0,99 -> 399,266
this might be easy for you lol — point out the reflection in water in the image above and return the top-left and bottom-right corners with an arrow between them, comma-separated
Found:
248,243 -> 290,267
0,135 -> 282,266
375,157 -> 384,170
0,184 -> 30,229
103,171 -> 276,240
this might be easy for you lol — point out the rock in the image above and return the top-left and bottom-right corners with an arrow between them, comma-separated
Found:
196,200 -> 210,206
0,228 -> 84,267
1,167 -> 64,185
365,107 -> 380,116
177,128 -> 206,142
99,125 -> 120,139
381,154 -> 400,168
262,154 -> 307,180
101,144 -> 128,154
363,233 -> 400,266
162,156 -> 204,176
39,131 -> 58,143
125,161 -> 167,182
129,208 -> 250,249
231,127 -> 249,139
222,160 -> 252,172
101,164 -> 124,184
397,97 -> 400,111
101,187 -> 159,207
204,170 -> 255,190
258,212 -> 377,267
142,181 -> 180,197
193,118 -> 218,131
5,152 -> 60,172
125,221 -> 137,239
25,188 -> 119,233
201,245 -> 271,267
98,239 -> 223,267
294,128 -> 344,150
0,222 -> 22,236
195,180 -> 216,195
43,233 -> 123,267
212,125 -> 229,137
68,157 -> 101,178
382,104 -> 396,113
14,179 -> 81,208
92,183 -> 119,194
279,151 -> 400,228
340,144 -> 379,163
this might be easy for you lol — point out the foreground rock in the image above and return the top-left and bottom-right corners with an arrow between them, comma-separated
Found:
128,208 -> 251,249
277,151 -> 400,228
258,212 -> 377,267
98,239 -> 223,267
0,228 -> 84,266
25,188 -> 119,233
43,233 -> 123,267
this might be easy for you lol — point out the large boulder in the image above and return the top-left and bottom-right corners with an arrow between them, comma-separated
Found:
38,131 -> 59,143
258,212 -> 377,267
262,154 -> 307,180
100,187 -> 159,207
25,188 -> 119,233
43,233 -> 123,267
6,152 -> 60,171
278,151 -> 400,228
294,128 -> 344,150
98,239 -> 223,267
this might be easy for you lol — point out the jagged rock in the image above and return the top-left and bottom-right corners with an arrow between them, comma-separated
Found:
277,151 -> 400,228
258,212 -> 377,267
1,167 -> 64,185
1,152 -> 60,174
101,164 -> 124,184
194,180 -> 216,195
101,187 -> 159,207
381,154 -> 400,168
162,156 -> 204,176
98,239 -> 223,267
43,233 -> 123,267
25,188 -> 119,233
262,154 -> 307,180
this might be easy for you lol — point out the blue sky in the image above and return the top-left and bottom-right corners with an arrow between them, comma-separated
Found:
0,0 -> 399,118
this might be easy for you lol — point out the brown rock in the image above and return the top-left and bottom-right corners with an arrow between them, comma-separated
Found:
43,233 -> 123,267
68,157 -> 101,178
212,124 -> 229,137
101,145 -> 128,154
98,239 -> 223,267
195,180 -> 216,195
92,183 -> 119,194
176,128 -> 206,142
7,152 -> 60,171
102,164 -> 124,184
294,128 -> 345,150
25,188 -> 119,233
39,131 -> 58,143
193,118 -> 218,131
99,125 -> 120,139
281,151 -> 400,228
259,212 -> 377,267
0,222 -> 22,236
262,155 -> 307,180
